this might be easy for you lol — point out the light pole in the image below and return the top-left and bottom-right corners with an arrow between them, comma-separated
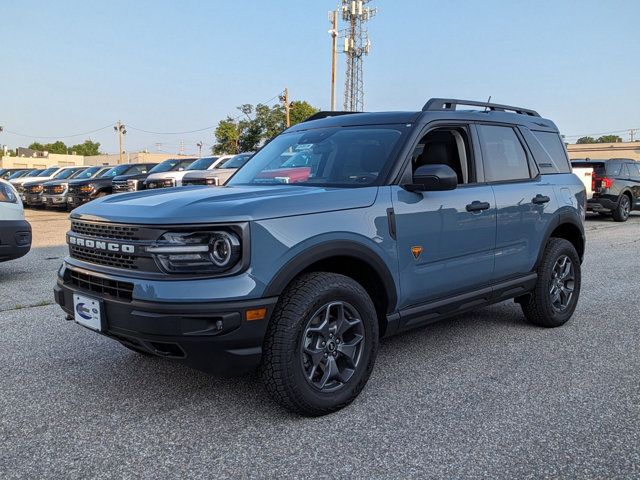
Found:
114,121 -> 127,164
197,141 -> 203,157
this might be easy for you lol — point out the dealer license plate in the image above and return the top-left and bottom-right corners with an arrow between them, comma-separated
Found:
73,294 -> 102,331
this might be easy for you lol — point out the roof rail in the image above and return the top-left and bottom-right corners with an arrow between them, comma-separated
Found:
422,98 -> 540,117
302,111 -> 362,123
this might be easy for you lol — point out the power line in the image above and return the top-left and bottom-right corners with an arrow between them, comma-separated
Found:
3,123 -> 115,140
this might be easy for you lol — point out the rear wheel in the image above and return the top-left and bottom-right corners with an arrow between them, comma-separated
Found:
260,272 -> 379,416
612,194 -> 631,222
521,238 -> 581,327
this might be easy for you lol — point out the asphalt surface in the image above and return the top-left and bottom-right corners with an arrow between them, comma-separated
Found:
1,209 -> 639,479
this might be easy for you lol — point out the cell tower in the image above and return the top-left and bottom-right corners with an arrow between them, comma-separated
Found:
340,0 -> 376,112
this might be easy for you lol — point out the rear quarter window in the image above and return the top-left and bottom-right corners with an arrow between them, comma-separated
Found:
529,130 -> 571,174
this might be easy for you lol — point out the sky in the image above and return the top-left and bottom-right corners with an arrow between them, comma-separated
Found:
1,0 -> 638,155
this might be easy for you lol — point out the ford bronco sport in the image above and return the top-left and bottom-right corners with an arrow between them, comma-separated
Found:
54,98 -> 586,416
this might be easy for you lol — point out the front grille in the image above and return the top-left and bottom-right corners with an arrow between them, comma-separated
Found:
183,178 -> 207,186
113,180 -> 132,193
71,220 -> 140,240
69,269 -> 134,301
147,180 -> 174,189
44,185 -> 65,195
68,185 -> 79,194
70,245 -> 138,270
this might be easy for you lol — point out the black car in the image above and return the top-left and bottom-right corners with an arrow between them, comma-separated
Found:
41,166 -> 111,209
23,166 -> 88,208
111,163 -> 158,193
9,169 -> 45,181
67,163 -> 158,208
571,158 -> 640,222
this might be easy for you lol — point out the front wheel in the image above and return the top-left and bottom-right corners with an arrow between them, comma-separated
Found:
260,272 -> 379,416
521,238 -> 581,327
612,194 -> 631,222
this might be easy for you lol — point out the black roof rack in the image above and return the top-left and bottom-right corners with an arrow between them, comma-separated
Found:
422,98 -> 540,117
303,111 -> 362,123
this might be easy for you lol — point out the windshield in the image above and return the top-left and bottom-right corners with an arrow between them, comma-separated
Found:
8,170 -> 27,179
228,126 -> 406,187
54,167 -> 85,179
149,158 -> 195,173
39,167 -> 59,176
217,154 -> 252,169
26,169 -> 44,177
186,157 -> 217,171
102,164 -> 132,178
72,166 -> 102,179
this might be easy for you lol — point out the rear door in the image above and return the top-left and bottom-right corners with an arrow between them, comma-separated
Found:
477,124 -> 557,281
626,162 -> 640,209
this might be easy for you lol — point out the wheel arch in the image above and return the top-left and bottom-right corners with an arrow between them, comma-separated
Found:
263,240 -> 398,335
536,213 -> 585,266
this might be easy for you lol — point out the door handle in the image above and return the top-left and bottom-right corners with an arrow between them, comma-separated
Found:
532,194 -> 551,205
466,201 -> 491,212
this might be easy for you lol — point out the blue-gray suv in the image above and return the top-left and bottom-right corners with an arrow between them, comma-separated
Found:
54,98 -> 586,416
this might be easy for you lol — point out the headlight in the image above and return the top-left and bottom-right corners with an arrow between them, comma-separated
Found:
79,184 -> 95,193
0,183 -> 18,203
127,179 -> 139,191
163,179 -> 175,187
146,231 -> 241,273
205,177 -> 220,186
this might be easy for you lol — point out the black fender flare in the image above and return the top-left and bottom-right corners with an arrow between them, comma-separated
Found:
535,211 -> 585,267
263,240 -> 398,314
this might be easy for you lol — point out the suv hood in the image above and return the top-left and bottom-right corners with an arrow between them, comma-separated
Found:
71,185 -> 379,224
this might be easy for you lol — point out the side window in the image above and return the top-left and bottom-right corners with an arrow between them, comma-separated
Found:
531,131 -> 571,173
478,125 -> 531,182
412,127 -> 474,184
628,163 -> 640,179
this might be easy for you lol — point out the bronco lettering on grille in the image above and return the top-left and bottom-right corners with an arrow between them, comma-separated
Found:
68,234 -> 135,253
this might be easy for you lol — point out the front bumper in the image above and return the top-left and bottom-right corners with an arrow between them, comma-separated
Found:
67,193 -> 94,208
0,219 -> 32,262
42,194 -> 69,208
24,193 -> 44,206
54,269 -> 278,375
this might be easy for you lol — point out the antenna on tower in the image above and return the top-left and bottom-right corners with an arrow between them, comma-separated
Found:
339,0 -> 376,112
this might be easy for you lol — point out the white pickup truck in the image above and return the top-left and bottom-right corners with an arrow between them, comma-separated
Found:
0,179 -> 32,262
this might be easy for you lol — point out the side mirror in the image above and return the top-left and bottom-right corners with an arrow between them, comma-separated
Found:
404,164 -> 458,192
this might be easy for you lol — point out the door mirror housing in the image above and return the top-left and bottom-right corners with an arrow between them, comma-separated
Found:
404,164 -> 458,192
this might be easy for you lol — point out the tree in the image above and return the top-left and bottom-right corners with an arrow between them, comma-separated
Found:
576,136 -> 596,144
68,140 -> 101,156
28,140 -> 68,154
212,99 -> 320,154
289,101 -> 319,126
597,135 -> 622,143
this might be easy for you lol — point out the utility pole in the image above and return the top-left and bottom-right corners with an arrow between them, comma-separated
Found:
114,121 -> 126,164
197,141 -> 203,157
179,140 -> 185,156
281,88 -> 291,128
630,129 -> 637,142
328,10 -> 338,110
341,0 -> 376,112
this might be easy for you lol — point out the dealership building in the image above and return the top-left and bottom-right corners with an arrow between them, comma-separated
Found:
567,141 -> 640,161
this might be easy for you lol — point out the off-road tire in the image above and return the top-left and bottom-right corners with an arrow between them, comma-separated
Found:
521,238 -> 581,327
612,194 -> 631,222
260,272 -> 379,416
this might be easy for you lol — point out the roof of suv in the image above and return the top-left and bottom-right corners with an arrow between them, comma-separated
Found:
289,98 -> 559,133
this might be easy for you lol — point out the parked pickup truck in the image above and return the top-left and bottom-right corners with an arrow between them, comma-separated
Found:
67,163 -> 158,209
182,153 -> 254,187
143,157 -> 231,189
0,179 -> 31,262
55,98 -> 586,416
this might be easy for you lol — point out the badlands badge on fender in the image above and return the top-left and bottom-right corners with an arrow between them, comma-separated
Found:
411,246 -> 423,260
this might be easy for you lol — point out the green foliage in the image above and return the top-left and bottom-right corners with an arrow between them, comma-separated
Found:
212,99 -> 319,154
576,136 -> 596,144
28,139 -> 101,155
597,135 -> 622,143
68,140 -> 101,156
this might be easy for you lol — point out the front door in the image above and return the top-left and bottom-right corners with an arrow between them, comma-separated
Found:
392,185 -> 496,309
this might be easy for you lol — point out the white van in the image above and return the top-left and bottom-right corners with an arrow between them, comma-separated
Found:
0,179 -> 32,262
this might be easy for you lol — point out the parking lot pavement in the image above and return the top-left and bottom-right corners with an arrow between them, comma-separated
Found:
1,210 -> 639,479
